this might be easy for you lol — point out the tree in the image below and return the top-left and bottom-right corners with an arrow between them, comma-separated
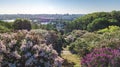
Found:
87,18 -> 109,31
13,19 -> 31,31
65,11 -> 120,32
0,21 -> 13,32
110,11 -> 120,22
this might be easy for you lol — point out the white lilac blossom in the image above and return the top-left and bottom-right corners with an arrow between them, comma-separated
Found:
32,44 -> 40,50
0,30 -> 64,67
48,44 -> 53,50
11,51 -> 21,59
33,52 -> 39,58
0,40 -> 6,53
20,40 -> 27,51
8,39 -> 17,48
54,56 -> 64,67
20,44 -> 26,51
11,39 -> 17,45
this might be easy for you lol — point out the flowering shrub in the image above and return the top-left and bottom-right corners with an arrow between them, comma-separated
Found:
81,48 -> 120,67
69,32 -> 101,56
0,30 -> 63,67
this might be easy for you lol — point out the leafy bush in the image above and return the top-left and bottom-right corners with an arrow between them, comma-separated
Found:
13,19 -> 31,31
0,30 -> 63,67
0,25 -> 10,33
87,18 -> 109,31
69,32 -> 101,56
0,21 -> 13,29
0,21 -> 13,32
30,29 -> 65,56
65,30 -> 87,45
97,25 -> 120,33
45,30 -> 65,55
95,35 -> 120,49
69,39 -> 90,56
31,23 -> 40,29
69,29 -> 120,57
81,48 -> 120,67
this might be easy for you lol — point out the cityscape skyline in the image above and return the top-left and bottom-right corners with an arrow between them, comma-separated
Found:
0,0 -> 120,14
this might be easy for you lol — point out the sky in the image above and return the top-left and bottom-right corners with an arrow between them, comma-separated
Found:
0,0 -> 120,14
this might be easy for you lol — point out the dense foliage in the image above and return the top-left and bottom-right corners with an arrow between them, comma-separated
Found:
81,48 -> 120,67
31,23 -> 41,29
0,21 -> 13,33
0,30 -> 64,67
68,31 -> 100,56
13,19 -> 32,31
39,24 -> 56,31
97,25 -> 120,33
44,30 -> 66,55
68,28 -> 120,57
65,11 -> 120,32
87,18 -> 109,31
1,11 -> 120,67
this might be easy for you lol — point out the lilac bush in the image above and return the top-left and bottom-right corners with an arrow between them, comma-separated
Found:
81,48 -> 120,67
0,30 -> 63,67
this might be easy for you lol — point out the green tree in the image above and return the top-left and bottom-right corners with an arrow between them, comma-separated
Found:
87,18 -> 109,31
13,19 -> 31,31
65,12 -> 111,32
0,21 -> 13,32
65,11 -> 120,32
110,11 -> 120,22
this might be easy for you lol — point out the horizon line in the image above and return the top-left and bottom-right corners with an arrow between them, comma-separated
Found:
0,10 -> 118,15
0,13 -> 86,15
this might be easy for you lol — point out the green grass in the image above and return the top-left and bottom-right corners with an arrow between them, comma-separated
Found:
62,46 -> 81,67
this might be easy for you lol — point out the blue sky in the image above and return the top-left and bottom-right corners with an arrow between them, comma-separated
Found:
0,0 -> 120,14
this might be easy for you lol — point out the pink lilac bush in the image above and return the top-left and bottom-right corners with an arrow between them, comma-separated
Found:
0,30 -> 63,67
81,48 -> 120,67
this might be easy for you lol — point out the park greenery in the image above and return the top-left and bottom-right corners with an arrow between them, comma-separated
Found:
65,10 -> 120,32
0,11 -> 120,67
